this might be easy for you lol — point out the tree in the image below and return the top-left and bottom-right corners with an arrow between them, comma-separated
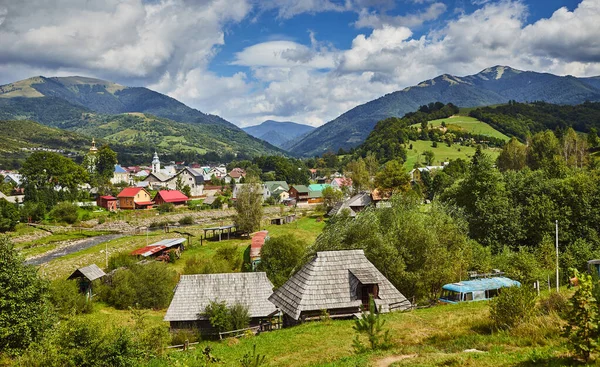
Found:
322,186 -> 343,210
588,127 -> 599,149
95,145 -> 118,184
0,199 -> 19,232
352,295 -> 391,352
0,237 -> 55,354
564,270 -> 599,363
346,159 -> 370,194
422,150 -> 435,165
496,137 -> 526,171
374,159 -> 410,195
234,182 -> 263,234
526,131 -> 566,176
363,152 -> 379,178
258,235 -> 306,288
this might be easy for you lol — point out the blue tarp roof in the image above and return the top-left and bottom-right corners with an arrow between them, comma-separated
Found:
442,277 -> 520,293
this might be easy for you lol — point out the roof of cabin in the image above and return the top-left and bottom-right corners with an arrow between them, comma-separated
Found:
67,264 -> 106,281
164,272 -> 277,322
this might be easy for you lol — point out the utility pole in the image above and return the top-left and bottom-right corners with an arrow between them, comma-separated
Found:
105,242 -> 108,269
556,220 -> 559,292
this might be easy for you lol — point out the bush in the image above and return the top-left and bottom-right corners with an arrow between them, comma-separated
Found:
257,235 -> 306,288
183,256 -> 232,275
204,301 -> 249,334
489,286 -> 537,330
157,203 -> 175,214
178,216 -> 194,225
538,291 -> 567,315
230,303 -> 250,331
50,202 -> 79,224
49,279 -> 93,317
170,329 -> 200,345
0,199 -> 19,232
97,262 -> 177,309
107,251 -> 138,271
19,201 -> 46,223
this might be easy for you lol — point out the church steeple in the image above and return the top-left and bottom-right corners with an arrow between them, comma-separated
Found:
152,152 -> 160,174
89,138 -> 98,154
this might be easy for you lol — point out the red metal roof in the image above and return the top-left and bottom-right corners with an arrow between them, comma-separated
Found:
131,245 -> 166,256
155,190 -> 189,203
135,201 -> 154,206
250,231 -> 268,259
99,195 -> 117,200
117,187 -> 144,197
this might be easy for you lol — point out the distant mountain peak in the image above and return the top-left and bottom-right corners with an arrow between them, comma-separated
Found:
476,65 -> 522,80
51,76 -> 126,94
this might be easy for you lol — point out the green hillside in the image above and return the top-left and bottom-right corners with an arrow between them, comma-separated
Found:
405,140 -> 500,168
0,120 -> 93,169
422,116 -> 510,141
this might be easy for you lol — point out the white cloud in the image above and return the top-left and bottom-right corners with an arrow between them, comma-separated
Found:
231,40 -> 336,69
354,2 -> 447,28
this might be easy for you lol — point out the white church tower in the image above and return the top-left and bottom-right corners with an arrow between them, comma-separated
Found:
152,152 -> 161,174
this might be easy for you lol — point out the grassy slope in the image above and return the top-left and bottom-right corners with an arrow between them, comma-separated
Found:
427,116 -> 510,141
405,140 -> 501,168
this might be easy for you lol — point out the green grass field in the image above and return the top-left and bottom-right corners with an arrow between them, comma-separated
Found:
423,116 -> 510,141
405,140 -> 501,168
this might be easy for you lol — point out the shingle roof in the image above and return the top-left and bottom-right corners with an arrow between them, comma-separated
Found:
164,272 -> 277,322
269,250 -> 411,320
67,264 -> 106,281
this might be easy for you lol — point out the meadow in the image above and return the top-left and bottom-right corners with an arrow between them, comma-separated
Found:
404,140 -> 501,168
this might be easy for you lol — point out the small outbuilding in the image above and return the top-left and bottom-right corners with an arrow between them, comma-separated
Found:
250,231 -> 269,269
269,249 -> 411,326
131,238 -> 186,259
153,190 -> 189,206
97,195 -> 117,211
164,272 -> 278,335
67,264 -> 106,299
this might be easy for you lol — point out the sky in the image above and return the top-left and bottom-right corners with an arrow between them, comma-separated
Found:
0,0 -> 598,127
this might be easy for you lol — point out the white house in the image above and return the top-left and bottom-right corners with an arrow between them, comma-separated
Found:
110,164 -> 130,185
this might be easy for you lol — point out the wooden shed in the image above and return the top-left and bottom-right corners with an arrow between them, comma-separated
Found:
131,238 -> 186,260
268,250 -> 411,326
67,264 -> 106,299
96,195 -> 117,211
164,272 -> 278,335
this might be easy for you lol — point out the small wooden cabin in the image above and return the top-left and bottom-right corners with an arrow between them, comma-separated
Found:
269,250 -> 411,326
67,264 -> 106,299
164,272 -> 278,335
97,195 -> 117,211
153,190 -> 189,206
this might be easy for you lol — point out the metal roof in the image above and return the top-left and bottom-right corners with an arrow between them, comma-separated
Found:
269,250 -> 411,320
164,272 -> 277,322
250,231 -> 268,259
442,277 -> 521,293
131,238 -> 186,257
203,225 -> 235,231
67,264 -> 106,281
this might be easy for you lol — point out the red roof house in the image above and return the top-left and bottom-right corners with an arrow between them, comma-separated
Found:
153,190 -> 189,206
97,195 -> 117,211
117,187 -> 154,209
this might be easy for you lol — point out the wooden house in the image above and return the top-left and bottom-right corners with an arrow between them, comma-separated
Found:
269,250 -> 411,326
96,195 -> 117,211
153,190 -> 189,206
67,264 -> 106,299
164,272 -> 278,335
288,185 -> 310,202
116,187 -> 154,209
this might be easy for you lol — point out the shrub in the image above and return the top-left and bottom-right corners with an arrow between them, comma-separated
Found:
170,329 -> 200,345
230,302 -> 250,331
205,300 -> 232,333
107,251 -> 138,271
50,202 -> 79,224
98,216 -> 106,224
178,216 -> 194,225
257,235 -> 306,288
489,286 -> 537,330
183,256 -> 232,275
49,279 -> 93,317
19,201 -> 46,223
352,295 -> 392,352
97,262 -> 177,309
564,270 -> 599,363
0,199 -> 19,232
538,291 -> 568,315
157,203 -> 175,214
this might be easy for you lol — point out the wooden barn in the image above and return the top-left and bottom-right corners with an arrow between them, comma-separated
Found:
67,264 -> 106,299
96,195 -> 117,211
268,250 -> 411,326
164,272 -> 278,335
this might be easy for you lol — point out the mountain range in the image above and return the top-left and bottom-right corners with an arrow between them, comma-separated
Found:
287,66 -> 600,157
242,120 -> 315,149
0,76 -> 281,162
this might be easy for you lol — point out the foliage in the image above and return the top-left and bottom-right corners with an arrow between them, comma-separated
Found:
352,295 -> 392,352
94,145 -> 118,184
205,300 -> 233,333
489,286 -> 537,330
234,182 -> 263,234
240,344 -> 267,367
345,158 -> 370,194
183,256 -> 234,275
374,158 -> 410,196
19,201 -> 46,223
538,291 -> 568,316
49,279 -> 93,317
50,201 -> 79,224
321,186 -> 343,210
496,137 -> 526,171
257,235 -> 306,288
422,150 -> 435,165
178,215 -> 194,225
157,202 -> 175,214
97,262 -> 177,309
0,199 -> 19,232
107,251 -> 139,271
229,302 -> 251,331
312,194 -> 473,302
0,236 -> 55,355
564,270 -> 599,363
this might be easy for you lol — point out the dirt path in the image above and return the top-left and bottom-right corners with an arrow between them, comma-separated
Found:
24,234 -> 124,266
374,354 -> 417,367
